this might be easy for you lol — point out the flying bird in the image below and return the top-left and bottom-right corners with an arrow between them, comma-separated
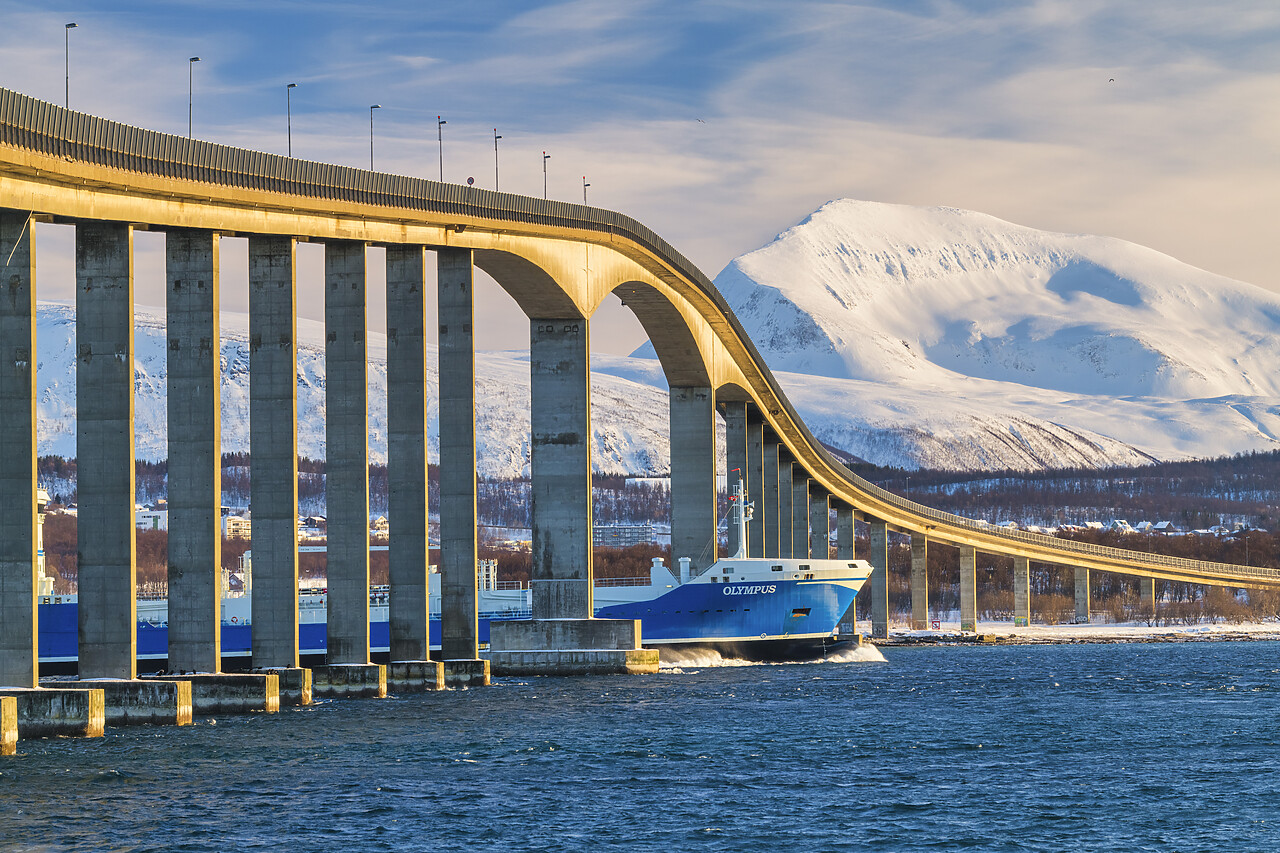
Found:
1109,78 -> 1115,82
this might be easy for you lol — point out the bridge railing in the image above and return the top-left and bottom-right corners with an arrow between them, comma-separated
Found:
5,87 -> 1275,586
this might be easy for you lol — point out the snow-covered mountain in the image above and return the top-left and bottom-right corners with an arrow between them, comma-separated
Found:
698,199 -> 1280,469
33,199 -> 1280,475
34,302 -> 679,479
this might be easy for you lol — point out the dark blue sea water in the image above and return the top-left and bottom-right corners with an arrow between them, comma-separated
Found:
4,642 -> 1280,852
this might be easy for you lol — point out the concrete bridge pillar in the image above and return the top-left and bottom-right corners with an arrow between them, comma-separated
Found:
165,229 -> 222,673
1074,567 -> 1091,623
385,245 -> 431,663
958,545 -> 977,633
1139,576 -> 1156,620
436,248 -> 483,678
791,469 -> 810,559
778,454 -> 794,559
529,318 -> 593,620
910,532 -> 928,629
745,410 -> 765,558
867,519 -> 889,638
489,313 -> 654,676
670,386 -> 717,574
808,486 -> 829,559
248,235 -> 300,668
0,210 -> 38,688
835,504 -> 854,561
721,401 -> 748,557
1013,556 -> 1031,627
762,438 -> 780,559
75,221 -> 137,680
324,241 -> 371,665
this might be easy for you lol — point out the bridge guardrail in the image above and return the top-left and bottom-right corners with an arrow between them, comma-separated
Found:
4,87 -> 1274,586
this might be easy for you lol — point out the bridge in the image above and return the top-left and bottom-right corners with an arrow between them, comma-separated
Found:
2,86 -> 1277,721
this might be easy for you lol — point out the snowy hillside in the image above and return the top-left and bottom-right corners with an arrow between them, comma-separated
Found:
34,199 -> 1280,475
690,199 -> 1280,469
34,302 -> 679,479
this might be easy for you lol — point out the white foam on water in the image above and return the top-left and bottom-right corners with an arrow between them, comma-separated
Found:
658,643 -> 887,672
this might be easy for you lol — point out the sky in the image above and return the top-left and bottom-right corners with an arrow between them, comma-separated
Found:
3,0 -> 1279,355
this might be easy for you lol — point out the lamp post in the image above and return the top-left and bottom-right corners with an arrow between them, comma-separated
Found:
286,83 -> 297,157
542,151 -> 550,199
369,104 -> 381,170
582,176 -> 590,204
437,116 -> 446,181
64,23 -> 77,108
188,56 -> 201,138
493,128 -> 502,190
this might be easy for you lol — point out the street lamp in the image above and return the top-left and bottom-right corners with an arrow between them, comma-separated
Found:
582,176 -> 590,204
188,56 -> 201,138
542,151 -> 550,199
493,128 -> 502,190
286,83 -> 297,157
369,104 -> 381,170
437,116 -> 446,181
64,23 -> 77,108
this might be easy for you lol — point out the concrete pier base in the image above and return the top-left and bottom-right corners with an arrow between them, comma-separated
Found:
868,520 -> 889,638
488,619 -> 659,675
910,532 -> 929,630
312,664 -> 387,700
1139,576 -> 1156,619
388,661 -> 444,693
442,659 -> 491,688
1074,567 -> 1091,624
151,673 -> 279,715
264,667 -> 311,707
57,680 -> 192,727
959,546 -> 978,633
1013,556 -> 1031,627
0,687 -> 105,738
2,696 -> 16,754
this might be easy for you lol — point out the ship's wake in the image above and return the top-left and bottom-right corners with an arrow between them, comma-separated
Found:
658,644 -> 886,671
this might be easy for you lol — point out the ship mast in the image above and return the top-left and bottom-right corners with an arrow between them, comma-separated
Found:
730,471 -> 753,560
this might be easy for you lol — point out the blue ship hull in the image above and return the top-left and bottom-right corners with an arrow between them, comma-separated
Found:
36,576 -> 860,666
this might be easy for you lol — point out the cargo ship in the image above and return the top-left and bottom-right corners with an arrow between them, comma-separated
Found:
37,480 -> 871,665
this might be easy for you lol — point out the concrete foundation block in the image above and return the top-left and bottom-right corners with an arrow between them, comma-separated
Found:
56,679 -> 192,727
150,673 -> 280,715
488,618 -> 641,652
442,659 -> 490,688
312,664 -> 387,700
0,687 -> 105,738
2,696 -> 16,755
263,667 -> 312,707
388,661 -> 444,693
490,648 -> 660,676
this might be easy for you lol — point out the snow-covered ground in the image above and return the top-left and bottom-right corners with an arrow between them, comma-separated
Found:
875,619 -> 1280,643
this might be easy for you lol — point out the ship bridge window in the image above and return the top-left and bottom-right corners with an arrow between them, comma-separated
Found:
771,565 -> 783,572
800,564 -> 810,570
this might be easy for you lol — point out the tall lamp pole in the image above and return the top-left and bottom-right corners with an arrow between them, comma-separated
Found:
582,176 -> 590,204
437,116 -> 446,181
542,151 -> 550,199
64,23 -> 77,108
286,83 -> 297,157
369,104 -> 381,170
493,129 -> 502,191
188,56 -> 201,138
